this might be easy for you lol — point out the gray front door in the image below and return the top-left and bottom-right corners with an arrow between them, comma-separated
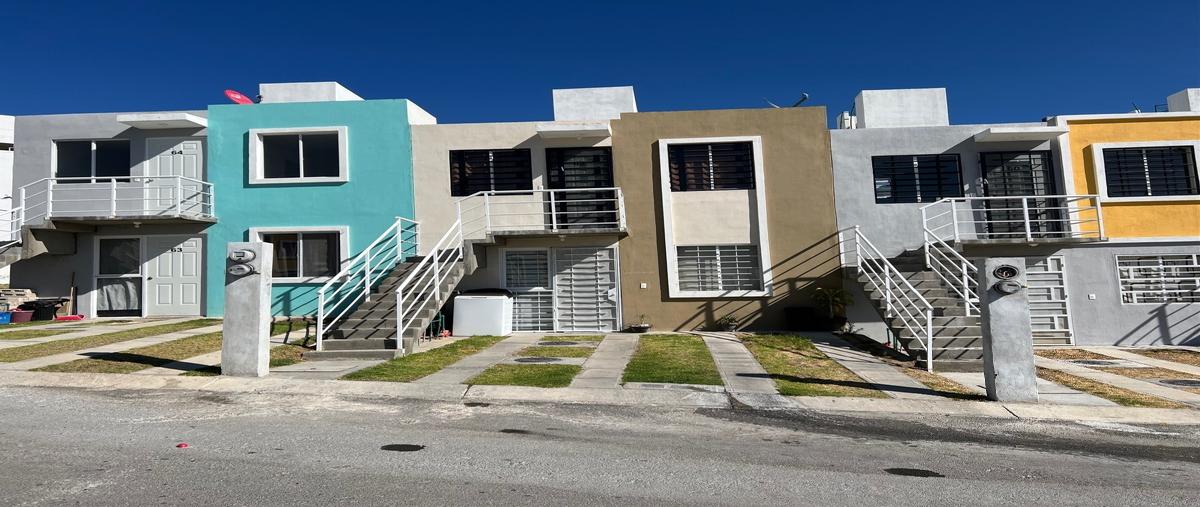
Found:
144,235 -> 202,316
554,247 -> 619,332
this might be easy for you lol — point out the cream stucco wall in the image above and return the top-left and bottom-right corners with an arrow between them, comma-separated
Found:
670,189 -> 755,245
410,122 -> 612,252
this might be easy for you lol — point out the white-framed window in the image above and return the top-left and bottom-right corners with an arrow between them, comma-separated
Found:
1116,254 -> 1200,304
657,135 -> 773,298
676,244 -> 763,292
55,139 -> 132,182
248,127 -> 348,185
1090,141 -> 1200,202
249,226 -> 349,283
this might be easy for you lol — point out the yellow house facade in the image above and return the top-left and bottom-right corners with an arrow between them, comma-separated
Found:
1053,112 -> 1200,239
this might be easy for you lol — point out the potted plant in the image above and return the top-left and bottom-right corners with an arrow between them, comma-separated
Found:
714,315 -> 739,331
812,287 -> 854,331
628,314 -> 652,333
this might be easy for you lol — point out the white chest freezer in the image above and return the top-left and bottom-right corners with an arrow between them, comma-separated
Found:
452,292 -> 514,337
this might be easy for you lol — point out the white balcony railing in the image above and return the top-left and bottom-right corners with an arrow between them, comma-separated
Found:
920,195 -> 1104,243
455,188 -> 626,240
19,176 -> 215,224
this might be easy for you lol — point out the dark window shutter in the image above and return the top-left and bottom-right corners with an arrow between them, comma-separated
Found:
449,149 -> 533,197
1104,146 -> 1199,198
871,154 -> 963,203
668,142 -> 755,191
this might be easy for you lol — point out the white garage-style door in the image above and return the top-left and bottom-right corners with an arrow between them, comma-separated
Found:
502,247 -> 620,333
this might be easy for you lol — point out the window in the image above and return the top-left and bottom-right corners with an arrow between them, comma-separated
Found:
668,142 -> 755,191
1116,254 -> 1200,304
255,229 -> 345,280
871,154 -> 963,204
56,140 -> 131,181
449,149 -> 532,196
98,238 -> 141,276
249,127 -> 347,184
1102,146 -> 1199,198
676,245 -> 763,292
503,250 -> 553,332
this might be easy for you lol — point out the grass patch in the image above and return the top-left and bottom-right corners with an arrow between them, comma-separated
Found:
182,343 -> 309,377
898,368 -> 986,401
741,334 -> 885,398
0,329 -> 68,341
1034,348 -> 1112,361
35,332 -> 223,374
342,335 -> 506,382
1100,367 -> 1200,394
621,334 -> 722,386
516,346 -> 594,358
468,364 -> 582,388
0,319 -> 220,363
0,319 -> 133,330
1037,367 -> 1187,409
1132,349 -> 1200,368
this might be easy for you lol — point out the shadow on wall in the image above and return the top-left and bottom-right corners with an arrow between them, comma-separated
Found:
272,285 -> 320,317
1112,303 -> 1200,346
667,233 -> 844,332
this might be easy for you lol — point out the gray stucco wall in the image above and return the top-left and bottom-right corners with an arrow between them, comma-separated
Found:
964,242 -> 1200,347
10,223 -> 209,318
830,124 -> 1055,256
12,111 -> 206,226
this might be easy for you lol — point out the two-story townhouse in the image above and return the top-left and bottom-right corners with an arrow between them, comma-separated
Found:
831,88 -> 1199,371
203,82 -> 433,329
8,110 -> 213,317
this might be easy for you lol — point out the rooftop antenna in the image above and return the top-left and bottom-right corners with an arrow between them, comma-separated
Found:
764,92 -> 810,108
1130,102 -> 1142,114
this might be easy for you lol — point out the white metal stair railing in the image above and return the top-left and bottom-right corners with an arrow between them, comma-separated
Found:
841,226 -> 936,371
455,188 -> 626,240
0,206 -> 24,250
922,230 -> 980,317
18,176 -> 216,223
315,217 -> 419,351
395,218 -> 464,355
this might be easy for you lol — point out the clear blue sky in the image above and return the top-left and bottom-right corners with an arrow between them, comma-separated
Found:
3,0 -> 1198,125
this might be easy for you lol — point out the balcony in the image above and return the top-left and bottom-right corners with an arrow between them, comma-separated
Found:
921,195 -> 1105,245
456,188 -> 626,241
18,176 -> 215,227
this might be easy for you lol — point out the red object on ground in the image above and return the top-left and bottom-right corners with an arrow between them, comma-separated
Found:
9,310 -> 32,323
55,315 -> 85,321
176,443 -> 189,448
224,89 -> 254,105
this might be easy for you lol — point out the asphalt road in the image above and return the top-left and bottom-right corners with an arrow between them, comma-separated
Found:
1,386 -> 1198,506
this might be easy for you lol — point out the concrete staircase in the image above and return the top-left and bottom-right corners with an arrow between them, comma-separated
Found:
306,251 -> 467,361
856,247 -> 984,372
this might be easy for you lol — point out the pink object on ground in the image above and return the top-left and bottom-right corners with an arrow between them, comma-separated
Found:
55,315 -> 85,321
9,311 -> 33,323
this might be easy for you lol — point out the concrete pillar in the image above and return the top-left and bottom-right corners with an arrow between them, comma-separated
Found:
221,242 -> 273,377
976,257 -> 1039,403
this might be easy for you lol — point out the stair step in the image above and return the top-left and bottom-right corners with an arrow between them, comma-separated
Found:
898,325 -> 981,338
915,358 -> 984,372
304,349 -> 397,361
888,316 -> 979,327
899,336 -> 985,349
322,338 -> 398,350
328,327 -> 399,340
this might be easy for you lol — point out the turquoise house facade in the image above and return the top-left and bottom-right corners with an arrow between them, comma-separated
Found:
204,98 -> 419,317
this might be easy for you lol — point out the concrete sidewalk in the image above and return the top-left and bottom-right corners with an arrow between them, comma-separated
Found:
1082,347 -> 1200,376
1,369 -> 1197,425
695,332 -> 777,394
414,333 -> 544,385
570,334 -> 637,389
1036,356 -> 1200,408
806,333 -> 944,400
941,371 -> 1117,406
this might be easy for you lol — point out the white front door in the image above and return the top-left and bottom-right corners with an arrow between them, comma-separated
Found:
144,235 -> 203,316
145,138 -> 204,215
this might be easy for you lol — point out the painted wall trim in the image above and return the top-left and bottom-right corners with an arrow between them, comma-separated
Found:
1087,140 -> 1200,203
247,126 -> 349,185
656,135 -> 773,299
247,225 -> 350,283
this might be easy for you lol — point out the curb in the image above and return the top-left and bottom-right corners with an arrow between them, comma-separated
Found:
2,371 -> 1197,425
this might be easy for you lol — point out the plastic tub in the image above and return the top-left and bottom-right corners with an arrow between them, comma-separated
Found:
10,310 -> 33,323
0,312 -> 10,325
